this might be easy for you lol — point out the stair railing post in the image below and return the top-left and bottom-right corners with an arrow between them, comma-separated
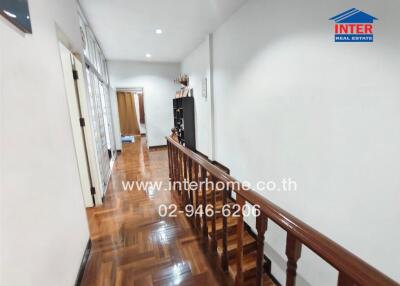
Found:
172,143 -> 177,185
286,233 -> 302,286
194,162 -> 201,230
235,195 -> 245,286
169,142 -> 175,185
187,158 -> 194,225
256,214 -> 268,286
182,153 -> 188,206
201,167 -> 209,250
167,142 -> 170,177
221,184 -> 229,272
171,144 -> 176,188
180,151 -> 185,204
211,176 -> 218,253
176,149 -> 182,199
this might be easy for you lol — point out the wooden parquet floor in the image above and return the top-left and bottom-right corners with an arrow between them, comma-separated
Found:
81,137 -> 226,286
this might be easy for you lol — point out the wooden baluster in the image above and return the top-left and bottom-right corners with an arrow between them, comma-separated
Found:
201,167 -> 209,250
286,233 -> 302,286
172,146 -> 177,191
167,142 -> 170,176
182,153 -> 188,206
171,144 -> 176,185
221,184 -> 229,271
210,176 -> 217,252
337,272 -> 358,286
168,142 -> 173,183
178,151 -> 184,202
193,162 -> 201,230
170,144 -> 173,182
175,149 -> 180,193
186,156 -> 191,207
256,214 -> 268,286
235,195 -> 245,286
167,142 -> 172,181
187,158 -> 194,225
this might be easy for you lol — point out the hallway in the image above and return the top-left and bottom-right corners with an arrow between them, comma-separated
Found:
2,0 -> 400,285
81,137 -> 224,285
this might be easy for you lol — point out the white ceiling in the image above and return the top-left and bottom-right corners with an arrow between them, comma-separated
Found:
79,0 -> 247,62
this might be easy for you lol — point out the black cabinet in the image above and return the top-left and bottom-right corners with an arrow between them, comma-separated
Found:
173,97 -> 196,150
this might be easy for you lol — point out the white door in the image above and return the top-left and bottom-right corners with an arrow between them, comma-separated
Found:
86,69 -> 111,189
75,59 -> 103,205
59,43 -> 94,207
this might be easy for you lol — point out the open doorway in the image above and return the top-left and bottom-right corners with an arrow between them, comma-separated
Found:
116,88 -> 146,144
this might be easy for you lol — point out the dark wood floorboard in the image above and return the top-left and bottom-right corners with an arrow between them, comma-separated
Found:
81,137 -> 225,286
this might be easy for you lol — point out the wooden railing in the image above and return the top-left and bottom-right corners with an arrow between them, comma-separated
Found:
166,136 -> 399,286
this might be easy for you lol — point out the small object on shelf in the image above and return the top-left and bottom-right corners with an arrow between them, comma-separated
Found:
174,74 -> 189,87
171,128 -> 178,142
174,74 -> 192,98
182,88 -> 190,98
175,87 -> 191,98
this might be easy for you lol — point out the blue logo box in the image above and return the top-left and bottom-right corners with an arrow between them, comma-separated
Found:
334,34 -> 373,42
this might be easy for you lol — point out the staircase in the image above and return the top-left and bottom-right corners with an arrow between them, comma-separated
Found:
198,189 -> 275,285
167,148 -> 278,285
167,136 -> 399,286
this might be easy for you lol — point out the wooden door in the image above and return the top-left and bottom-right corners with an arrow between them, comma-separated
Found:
138,93 -> 145,124
117,91 -> 140,135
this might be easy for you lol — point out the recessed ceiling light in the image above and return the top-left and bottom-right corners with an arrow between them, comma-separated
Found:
3,10 -> 16,18
145,53 -> 152,58
155,29 -> 163,34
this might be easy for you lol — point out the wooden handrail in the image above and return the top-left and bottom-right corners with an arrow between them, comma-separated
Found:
166,136 -> 398,286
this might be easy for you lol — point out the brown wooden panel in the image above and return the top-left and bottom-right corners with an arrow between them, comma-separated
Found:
117,91 -> 140,135
138,93 -> 145,124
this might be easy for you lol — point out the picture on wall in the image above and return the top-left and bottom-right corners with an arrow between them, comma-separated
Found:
0,0 -> 32,33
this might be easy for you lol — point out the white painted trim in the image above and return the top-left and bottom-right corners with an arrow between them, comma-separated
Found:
59,43 -> 94,207
207,34 -> 216,160
74,57 -> 104,206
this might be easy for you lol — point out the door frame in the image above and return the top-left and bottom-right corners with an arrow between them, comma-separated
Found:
59,42 -> 103,207
116,87 -> 148,144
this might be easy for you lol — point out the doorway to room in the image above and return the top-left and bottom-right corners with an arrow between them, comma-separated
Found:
116,88 -> 147,144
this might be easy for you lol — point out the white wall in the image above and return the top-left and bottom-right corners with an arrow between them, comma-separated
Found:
0,1 -> 90,285
209,0 -> 400,284
181,35 -> 214,158
108,61 -> 179,147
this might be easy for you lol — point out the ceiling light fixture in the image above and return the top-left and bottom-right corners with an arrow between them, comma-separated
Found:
3,10 -> 17,18
145,53 -> 152,58
155,29 -> 163,34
